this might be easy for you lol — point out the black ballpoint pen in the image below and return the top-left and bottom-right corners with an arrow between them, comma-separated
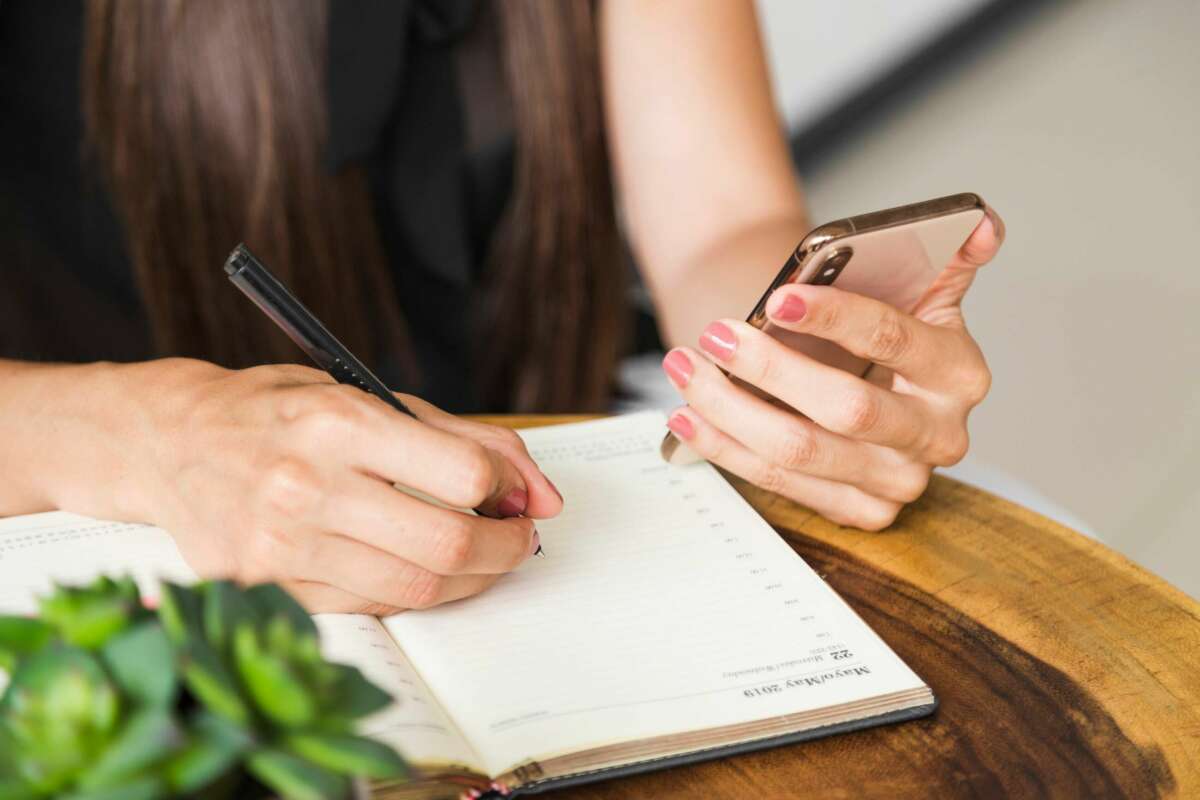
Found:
224,243 -> 418,418
224,243 -> 544,556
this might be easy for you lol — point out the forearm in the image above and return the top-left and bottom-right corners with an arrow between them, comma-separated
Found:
645,211 -> 809,349
0,359 -> 185,520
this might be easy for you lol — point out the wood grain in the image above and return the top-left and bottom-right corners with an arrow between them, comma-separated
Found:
481,415 -> 1200,799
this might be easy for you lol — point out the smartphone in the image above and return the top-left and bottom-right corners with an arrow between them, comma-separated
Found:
661,191 -> 987,465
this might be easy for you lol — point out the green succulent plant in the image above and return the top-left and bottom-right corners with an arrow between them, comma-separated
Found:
0,577 -> 406,800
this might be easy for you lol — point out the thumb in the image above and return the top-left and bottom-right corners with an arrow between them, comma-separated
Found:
912,207 -> 1005,325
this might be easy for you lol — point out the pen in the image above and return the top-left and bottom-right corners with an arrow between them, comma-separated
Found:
223,243 -> 417,418
224,243 -> 544,556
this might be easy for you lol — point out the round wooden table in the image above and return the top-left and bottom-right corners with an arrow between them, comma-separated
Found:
486,416 -> 1200,799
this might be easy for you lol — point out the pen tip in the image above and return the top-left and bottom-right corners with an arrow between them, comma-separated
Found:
534,545 -> 545,558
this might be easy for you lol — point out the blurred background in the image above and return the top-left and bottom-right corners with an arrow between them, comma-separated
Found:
757,0 -> 1200,597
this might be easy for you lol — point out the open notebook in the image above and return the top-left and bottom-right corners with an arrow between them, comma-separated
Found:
0,413 -> 934,798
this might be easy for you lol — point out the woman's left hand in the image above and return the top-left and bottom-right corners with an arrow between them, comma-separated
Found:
661,207 -> 1005,530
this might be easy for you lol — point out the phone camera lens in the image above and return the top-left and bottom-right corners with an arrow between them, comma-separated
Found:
813,248 -> 852,285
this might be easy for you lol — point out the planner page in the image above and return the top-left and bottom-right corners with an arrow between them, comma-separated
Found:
384,412 -> 927,777
0,512 -> 195,612
312,614 -> 483,773
0,513 -> 478,771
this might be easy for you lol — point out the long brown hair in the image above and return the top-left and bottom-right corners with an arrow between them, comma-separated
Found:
83,0 -> 624,412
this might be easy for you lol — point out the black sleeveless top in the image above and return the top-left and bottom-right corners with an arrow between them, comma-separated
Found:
0,0 -> 541,412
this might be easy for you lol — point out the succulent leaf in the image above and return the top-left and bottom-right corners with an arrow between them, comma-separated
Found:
327,664 -> 393,721
0,618 -> 53,672
76,707 -> 180,790
285,732 -> 408,779
247,748 -> 350,800
37,581 -> 137,651
99,622 -> 175,708
179,638 -> 251,726
202,581 -> 254,655
233,623 -> 315,728
0,646 -> 119,792
57,774 -> 167,800
0,779 -> 39,800
245,585 -> 318,638
157,583 -> 202,647
265,614 -> 298,656
164,712 -> 251,794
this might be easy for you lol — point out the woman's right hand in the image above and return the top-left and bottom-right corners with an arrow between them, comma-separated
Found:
109,359 -> 562,615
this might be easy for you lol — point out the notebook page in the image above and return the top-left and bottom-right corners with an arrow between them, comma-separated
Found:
383,412 -> 926,776
0,513 -> 480,771
0,512 -> 196,612
313,614 -> 483,772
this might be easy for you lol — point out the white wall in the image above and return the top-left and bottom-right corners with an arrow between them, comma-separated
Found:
757,0 -> 1200,598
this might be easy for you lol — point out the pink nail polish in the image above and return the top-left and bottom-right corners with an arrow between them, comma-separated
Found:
667,413 -> 695,440
497,488 -> 527,517
662,349 -> 693,389
768,292 -> 807,322
699,322 -> 737,361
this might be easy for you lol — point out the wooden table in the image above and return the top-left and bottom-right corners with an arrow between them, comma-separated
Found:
489,416 -> 1200,799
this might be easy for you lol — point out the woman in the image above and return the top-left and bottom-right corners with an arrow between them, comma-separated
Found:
0,0 -> 1002,614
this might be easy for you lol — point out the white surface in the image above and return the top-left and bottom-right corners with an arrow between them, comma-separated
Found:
757,0 -> 989,130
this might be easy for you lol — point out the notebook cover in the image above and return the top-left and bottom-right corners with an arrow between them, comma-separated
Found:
504,698 -> 938,796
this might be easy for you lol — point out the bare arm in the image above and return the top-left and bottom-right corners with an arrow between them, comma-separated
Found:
601,0 -> 1004,530
600,0 -> 806,347
0,360 -> 140,517
0,357 -> 561,612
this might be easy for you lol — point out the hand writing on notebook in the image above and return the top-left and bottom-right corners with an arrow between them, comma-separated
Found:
116,362 -> 562,613
662,209 -> 1005,531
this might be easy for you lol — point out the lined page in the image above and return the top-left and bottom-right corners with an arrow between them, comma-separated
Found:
313,614 -> 483,772
0,512 -> 195,612
384,412 -> 926,776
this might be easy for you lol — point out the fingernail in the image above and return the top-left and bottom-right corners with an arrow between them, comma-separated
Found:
667,413 -> 695,441
662,349 -> 693,389
497,488 -> 527,518
699,321 -> 737,361
547,477 -> 563,503
984,205 -> 1005,241
768,292 -> 807,322
530,528 -> 543,558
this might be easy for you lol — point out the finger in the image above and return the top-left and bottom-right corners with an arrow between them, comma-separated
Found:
293,532 -> 504,610
283,581 -> 403,616
291,386 -> 530,516
401,394 -> 564,519
954,205 -> 1005,270
763,284 -> 972,389
283,578 -> 501,616
663,352 -> 929,502
908,206 -> 1007,324
686,323 -> 941,452
664,407 -> 903,532
321,472 -> 537,574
